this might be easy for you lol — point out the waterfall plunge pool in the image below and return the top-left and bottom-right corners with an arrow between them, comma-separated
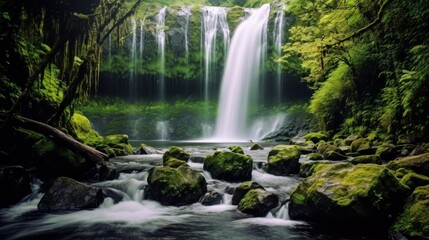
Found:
0,144 -> 389,240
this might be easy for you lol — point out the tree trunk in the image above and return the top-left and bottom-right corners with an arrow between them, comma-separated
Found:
1,113 -> 108,165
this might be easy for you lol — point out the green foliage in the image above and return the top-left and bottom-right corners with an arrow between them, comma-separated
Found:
310,63 -> 351,130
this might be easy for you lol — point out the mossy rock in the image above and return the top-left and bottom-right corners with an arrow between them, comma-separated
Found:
386,153 -> 429,176
303,132 -> 328,144
324,150 -> 348,161
162,146 -> 190,163
299,161 -> 330,178
307,153 -> 324,160
400,173 -> 429,191
164,157 -> 188,168
238,189 -> 279,217
146,166 -> 207,206
350,138 -> 373,154
342,135 -> 360,146
250,143 -> 264,150
391,185 -> 429,239
265,146 -> 301,176
394,168 -> 414,179
231,181 -> 264,205
351,155 -> 381,165
104,134 -> 129,145
228,145 -> 244,154
70,113 -> 101,144
203,151 -> 253,182
376,144 -> 397,161
289,163 -> 410,228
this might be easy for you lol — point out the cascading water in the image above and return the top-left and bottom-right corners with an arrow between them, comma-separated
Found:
139,19 -> 145,60
214,4 -> 270,141
273,3 -> 286,104
129,17 -> 137,102
201,6 -> 230,102
156,7 -> 167,102
156,121 -> 169,140
179,6 -> 192,67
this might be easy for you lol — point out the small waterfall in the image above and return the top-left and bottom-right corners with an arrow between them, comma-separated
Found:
156,121 -> 169,140
129,17 -> 137,102
201,123 -> 213,138
214,4 -> 270,141
156,7 -> 167,102
201,6 -> 230,102
250,114 -> 286,140
179,6 -> 192,67
139,19 -> 145,60
273,3 -> 286,104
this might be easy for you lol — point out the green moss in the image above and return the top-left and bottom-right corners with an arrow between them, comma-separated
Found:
351,155 -> 381,165
386,153 -> 429,176
267,146 -> 301,175
70,113 -> 101,144
350,138 -> 372,153
303,132 -> 328,144
400,172 -> 429,190
392,185 -> 429,239
203,151 -> 253,182
307,153 -> 324,160
162,146 -> 190,163
228,145 -> 244,154
164,157 -> 188,168
238,189 -> 260,211
147,166 -> 207,205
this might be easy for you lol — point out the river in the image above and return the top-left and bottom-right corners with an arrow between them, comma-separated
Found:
0,142 -> 389,240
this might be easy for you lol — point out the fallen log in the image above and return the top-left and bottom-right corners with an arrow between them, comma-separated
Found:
0,113 -> 108,165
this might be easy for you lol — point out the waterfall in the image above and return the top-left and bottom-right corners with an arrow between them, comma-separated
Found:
201,6 -> 230,102
156,7 -> 167,102
139,19 -> 145,60
156,121 -> 169,140
273,3 -> 286,104
179,6 -> 192,67
214,4 -> 270,141
129,17 -> 137,102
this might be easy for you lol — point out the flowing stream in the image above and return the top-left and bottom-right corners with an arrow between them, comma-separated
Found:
0,143 -> 387,240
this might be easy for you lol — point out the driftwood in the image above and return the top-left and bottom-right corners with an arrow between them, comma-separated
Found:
1,113 -> 108,165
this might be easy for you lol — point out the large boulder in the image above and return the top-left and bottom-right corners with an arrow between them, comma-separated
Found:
289,163 -> 410,228
238,189 -> 279,217
232,181 -> 264,205
146,166 -> 207,206
265,145 -> 301,176
204,151 -> 253,182
391,185 -> 429,239
0,166 -> 32,207
162,146 -> 190,163
38,177 -> 104,211
386,153 -> 429,176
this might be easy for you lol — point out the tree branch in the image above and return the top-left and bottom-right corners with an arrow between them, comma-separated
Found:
325,0 -> 391,49
99,0 -> 142,45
